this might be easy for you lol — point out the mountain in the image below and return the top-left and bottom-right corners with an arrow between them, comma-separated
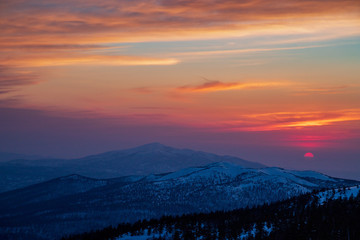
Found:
0,143 -> 264,192
0,152 -> 45,162
65,185 -> 360,240
65,142 -> 265,177
0,162 -> 358,240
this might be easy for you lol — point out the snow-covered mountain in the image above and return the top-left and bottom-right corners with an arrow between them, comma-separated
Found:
0,162 -> 358,240
0,143 -> 264,192
100,185 -> 360,240
316,185 -> 360,204
65,142 -> 265,177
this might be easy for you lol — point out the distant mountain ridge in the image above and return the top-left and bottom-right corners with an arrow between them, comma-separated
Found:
65,185 -> 360,240
0,152 -> 45,162
0,143 -> 264,192
68,142 -> 265,176
0,161 -> 358,240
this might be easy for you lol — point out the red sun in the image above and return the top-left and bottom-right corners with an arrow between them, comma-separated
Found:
304,152 -> 314,158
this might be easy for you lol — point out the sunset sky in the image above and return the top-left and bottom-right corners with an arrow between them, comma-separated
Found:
1,0 -> 359,179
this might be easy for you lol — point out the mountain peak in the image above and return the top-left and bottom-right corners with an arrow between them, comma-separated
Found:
77,143 -> 266,177
135,142 -> 169,150
59,174 -> 88,181
205,161 -> 240,169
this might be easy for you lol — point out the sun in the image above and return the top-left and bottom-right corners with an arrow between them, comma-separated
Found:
304,152 -> 314,158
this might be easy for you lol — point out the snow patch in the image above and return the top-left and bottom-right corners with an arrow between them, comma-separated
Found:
317,185 -> 360,205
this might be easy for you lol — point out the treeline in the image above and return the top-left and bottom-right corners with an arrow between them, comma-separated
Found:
63,189 -> 360,240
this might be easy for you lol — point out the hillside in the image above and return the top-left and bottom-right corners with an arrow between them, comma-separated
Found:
0,162 -> 357,240
0,143 -> 264,192
63,185 -> 360,240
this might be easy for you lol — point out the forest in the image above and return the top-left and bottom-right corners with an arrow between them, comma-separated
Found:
63,188 -> 360,240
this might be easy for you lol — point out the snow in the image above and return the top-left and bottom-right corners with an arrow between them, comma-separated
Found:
152,162 -> 248,182
263,222 -> 273,235
259,168 -> 318,187
317,185 -> 360,205
187,163 -> 247,178
141,162 -> 343,197
116,234 -> 153,240
288,170 -> 335,182
116,230 -> 168,240
155,166 -> 204,181
238,224 -> 257,240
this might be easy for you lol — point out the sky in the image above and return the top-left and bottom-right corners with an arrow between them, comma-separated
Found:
1,0 -> 360,179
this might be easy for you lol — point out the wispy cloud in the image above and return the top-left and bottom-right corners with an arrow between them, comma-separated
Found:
177,80 -> 288,93
1,0 -> 359,48
2,0 -> 359,40
4,54 -> 179,67
175,44 -> 331,59
219,109 -> 360,132
0,66 -> 39,95
0,0 -> 358,73
1,44 -> 111,51
292,85 -> 349,96
131,87 -> 156,94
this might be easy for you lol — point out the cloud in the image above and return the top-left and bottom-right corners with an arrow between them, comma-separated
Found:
1,0 -> 359,45
1,44 -> 111,51
131,87 -> 156,94
292,85 -> 349,96
0,0 -> 358,71
130,106 -> 182,110
4,54 -> 179,67
175,44 -> 332,59
0,66 -> 39,95
177,80 -> 287,93
218,109 -> 360,132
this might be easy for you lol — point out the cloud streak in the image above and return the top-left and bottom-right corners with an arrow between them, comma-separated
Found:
1,0 -> 359,46
0,66 -> 39,95
177,80 -> 288,93
219,109 -> 360,132
1,0 -> 358,71
175,44 -> 333,59
292,86 -> 349,96
4,54 -> 179,67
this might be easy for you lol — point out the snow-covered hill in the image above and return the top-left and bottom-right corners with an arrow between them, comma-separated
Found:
0,143 -> 264,192
316,185 -> 360,205
67,143 -> 265,177
0,162 -> 358,240
108,186 -> 360,240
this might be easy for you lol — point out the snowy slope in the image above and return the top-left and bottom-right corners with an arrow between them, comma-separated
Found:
146,162 -> 340,189
0,174 -> 109,209
0,161 -> 358,240
317,185 -> 360,205
68,143 -> 265,177
0,143 -> 265,192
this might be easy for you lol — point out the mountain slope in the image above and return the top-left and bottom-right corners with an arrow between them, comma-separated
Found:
64,185 -> 360,240
0,162 -> 357,240
0,175 -> 109,208
0,143 -> 264,192
64,142 -> 265,177
0,152 -> 45,162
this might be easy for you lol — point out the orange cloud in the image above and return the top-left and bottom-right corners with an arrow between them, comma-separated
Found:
0,66 -> 39,95
221,109 -> 360,132
4,54 -> 179,67
177,80 -> 288,93
175,44 -> 332,59
1,0 -> 359,47
0,0 -> 358,74
292,85 -> 349,96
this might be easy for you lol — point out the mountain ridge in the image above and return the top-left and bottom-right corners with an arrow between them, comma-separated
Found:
0,143 -> 265,192
0,161 -> 358,240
